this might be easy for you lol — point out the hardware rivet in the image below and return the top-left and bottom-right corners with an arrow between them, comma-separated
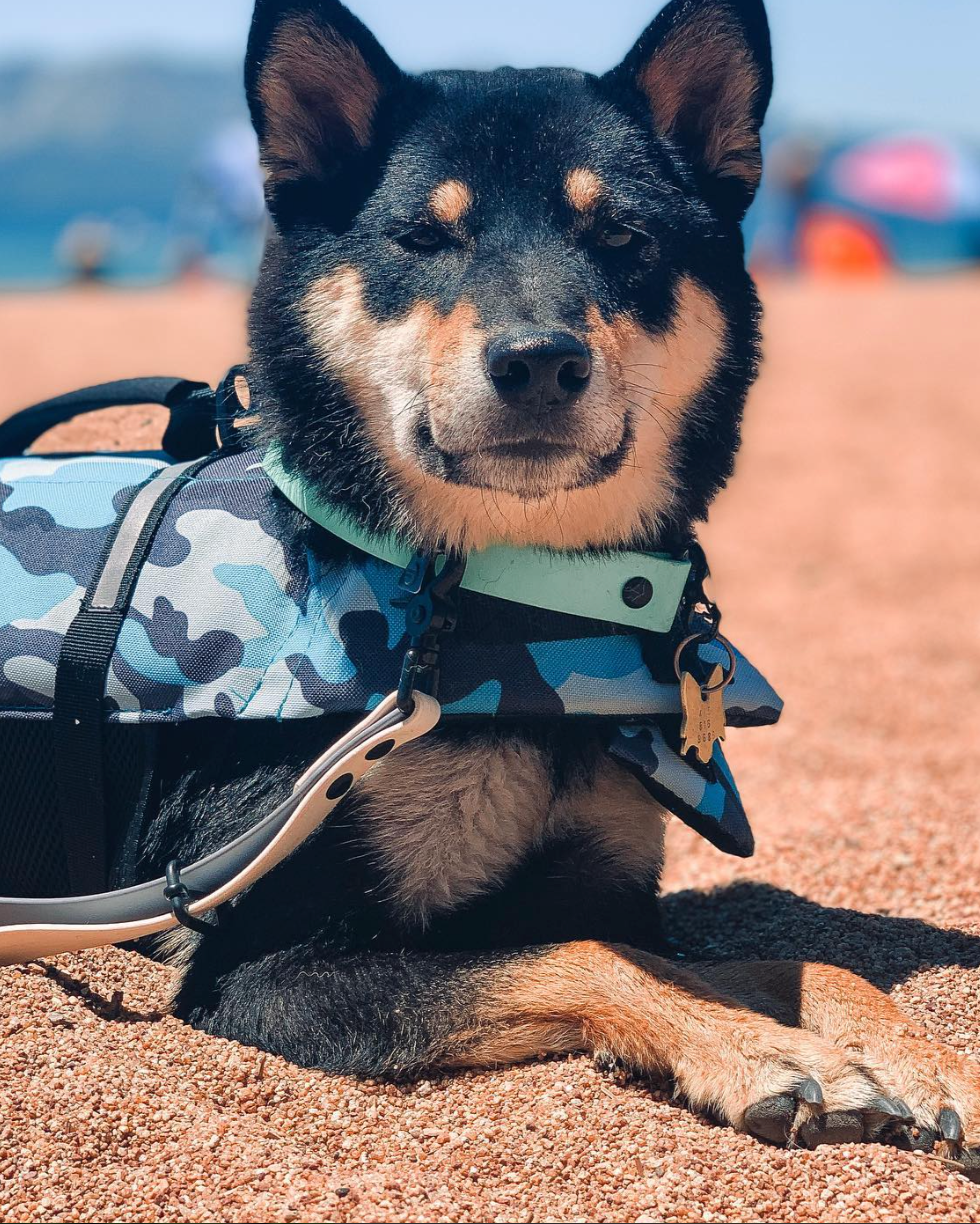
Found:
622,576 -> 653,609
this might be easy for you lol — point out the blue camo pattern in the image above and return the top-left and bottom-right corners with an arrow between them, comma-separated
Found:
0,449 -> 784,856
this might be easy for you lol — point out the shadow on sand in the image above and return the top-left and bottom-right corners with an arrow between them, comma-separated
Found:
661,880 -> 980,992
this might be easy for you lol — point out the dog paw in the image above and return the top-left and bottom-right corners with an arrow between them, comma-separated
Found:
862,1038 -> 980,1177
673,1027 -> 887,1146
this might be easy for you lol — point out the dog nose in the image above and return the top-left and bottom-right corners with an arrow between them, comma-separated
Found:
486,331 -> 592,410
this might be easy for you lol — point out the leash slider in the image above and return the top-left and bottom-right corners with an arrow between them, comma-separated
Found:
393,551 -> 466,712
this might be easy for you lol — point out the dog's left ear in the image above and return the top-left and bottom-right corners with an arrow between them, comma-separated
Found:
604,0 -> 773,219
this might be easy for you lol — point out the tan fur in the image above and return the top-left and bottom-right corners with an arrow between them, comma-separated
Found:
554,756 -> 667,884
258,16 -> 381,180
357,735 -> 553,922
439,943 -> 880,1129
153,925 -> 200,970
301,267 -> 725,551
700,961 -> 980,1136
153,927 -> 201,1009
638,10 -> 763,189
426,300 -> 486,404
565,168 -> 604,213
430,179 -> 474,225
357,739 -> 665,924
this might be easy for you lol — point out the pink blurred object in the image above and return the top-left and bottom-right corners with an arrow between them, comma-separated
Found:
831,135 -> 980,222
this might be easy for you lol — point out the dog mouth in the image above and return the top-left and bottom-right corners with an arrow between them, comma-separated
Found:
414,415 -> 634,496
485,439 -> 580,462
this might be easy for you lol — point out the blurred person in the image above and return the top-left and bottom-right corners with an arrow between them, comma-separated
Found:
55,217 -> 115,284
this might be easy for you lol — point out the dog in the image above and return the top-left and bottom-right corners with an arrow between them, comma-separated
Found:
140,0 -> 979,1158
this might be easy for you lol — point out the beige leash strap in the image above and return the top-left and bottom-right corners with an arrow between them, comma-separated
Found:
0,692 -> 440,965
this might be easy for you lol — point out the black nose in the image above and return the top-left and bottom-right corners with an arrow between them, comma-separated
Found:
486,331 -> 592,410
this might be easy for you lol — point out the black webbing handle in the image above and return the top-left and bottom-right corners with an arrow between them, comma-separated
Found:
53,457 -> 211,895
0,376 -> 216,459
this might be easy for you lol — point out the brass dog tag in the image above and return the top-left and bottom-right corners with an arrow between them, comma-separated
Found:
679,665 -> 726,764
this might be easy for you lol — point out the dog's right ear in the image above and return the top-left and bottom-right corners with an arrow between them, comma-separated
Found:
245,0 -> 403,190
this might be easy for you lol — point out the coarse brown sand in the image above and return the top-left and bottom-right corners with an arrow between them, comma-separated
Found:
1,276 -> 979,1223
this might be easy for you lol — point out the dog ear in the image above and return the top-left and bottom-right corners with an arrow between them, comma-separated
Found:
604,0 -> 773,219
245,0 -> 404,188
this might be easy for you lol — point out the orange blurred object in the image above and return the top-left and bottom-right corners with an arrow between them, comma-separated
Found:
798,206 -> 892,276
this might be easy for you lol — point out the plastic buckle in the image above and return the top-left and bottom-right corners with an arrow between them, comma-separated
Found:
163,860 -> 219,936
160,382 -> 217,461
393,551 -> 465,712
215,365 -> 258,451
679,541 -> 721,638
668,540 -> 727,693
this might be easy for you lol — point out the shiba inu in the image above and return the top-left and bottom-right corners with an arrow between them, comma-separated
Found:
133,0 -> 979,1159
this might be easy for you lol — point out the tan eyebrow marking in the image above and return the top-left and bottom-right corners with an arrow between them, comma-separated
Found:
565,167 -> 604,212
429,179 -> 474,224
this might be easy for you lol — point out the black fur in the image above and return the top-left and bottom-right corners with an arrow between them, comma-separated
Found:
136,0 -> 773,1074
248,0 -> 772,543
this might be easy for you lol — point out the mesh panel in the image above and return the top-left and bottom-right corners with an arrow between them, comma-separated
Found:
0,723 -> 65,896
0,723 -> 151,897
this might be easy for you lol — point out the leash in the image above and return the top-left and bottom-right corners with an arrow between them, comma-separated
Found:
0,692 -> 439,964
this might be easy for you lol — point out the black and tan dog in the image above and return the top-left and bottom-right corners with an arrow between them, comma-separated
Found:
144,0 -> 979,1157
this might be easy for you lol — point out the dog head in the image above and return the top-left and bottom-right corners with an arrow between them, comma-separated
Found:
246,0 -> 772,551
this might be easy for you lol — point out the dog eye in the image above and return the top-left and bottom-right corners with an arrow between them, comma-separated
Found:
595,223 -> 637,249
396,225 -> 446,252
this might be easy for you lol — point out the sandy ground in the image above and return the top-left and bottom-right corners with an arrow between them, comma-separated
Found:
1,276 -> 980,1223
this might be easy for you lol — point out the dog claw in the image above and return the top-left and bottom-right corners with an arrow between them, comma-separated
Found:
870,1095 -> 914,1123
862,1095 -> 918,1142
799,1077 -> 823,1106
743,1082 -> 957,1155
939,1107 -> 964,1144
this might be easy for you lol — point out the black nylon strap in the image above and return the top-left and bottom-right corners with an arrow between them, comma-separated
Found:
0,377 -> 215,459
53,457 -> 211,894
53,611 -> 126,894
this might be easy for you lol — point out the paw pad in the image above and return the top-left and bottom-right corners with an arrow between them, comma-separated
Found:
744,1085 -> 917,1150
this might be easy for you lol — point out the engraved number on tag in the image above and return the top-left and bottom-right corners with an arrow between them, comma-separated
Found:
679,664 -> 727,765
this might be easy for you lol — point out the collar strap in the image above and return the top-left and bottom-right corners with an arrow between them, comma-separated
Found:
263,448 -> 691,634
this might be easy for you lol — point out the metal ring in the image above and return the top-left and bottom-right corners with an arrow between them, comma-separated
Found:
673,633 -> 738,693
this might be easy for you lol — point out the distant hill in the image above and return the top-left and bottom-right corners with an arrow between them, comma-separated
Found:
0,59 -> 262,284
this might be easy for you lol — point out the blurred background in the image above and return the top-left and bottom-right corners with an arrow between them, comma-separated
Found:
1,0 -> 978,544
3,0 -> 980,287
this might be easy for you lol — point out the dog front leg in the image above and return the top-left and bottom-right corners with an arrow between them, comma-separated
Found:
439,940 -> 890,1141
176,939 -> 887,1142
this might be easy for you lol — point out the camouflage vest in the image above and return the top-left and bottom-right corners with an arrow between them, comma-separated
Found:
0,447 -> 782,858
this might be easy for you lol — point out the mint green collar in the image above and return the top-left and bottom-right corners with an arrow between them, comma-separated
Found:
262,449 -> 691,634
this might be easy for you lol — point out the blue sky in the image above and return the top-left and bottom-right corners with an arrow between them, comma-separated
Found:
4,0 -> 980,138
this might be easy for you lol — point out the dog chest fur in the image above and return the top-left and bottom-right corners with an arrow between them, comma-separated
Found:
357,734 -> 668,923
